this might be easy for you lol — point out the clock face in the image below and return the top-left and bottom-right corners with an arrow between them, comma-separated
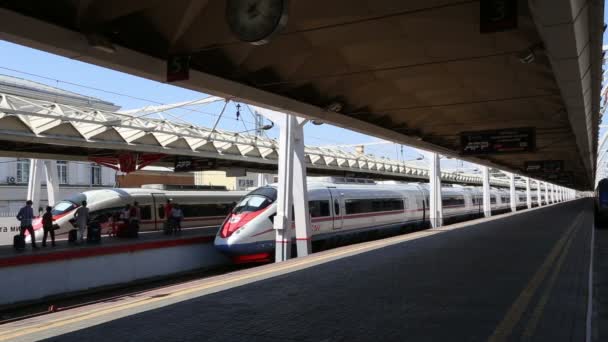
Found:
226,0 -> 289,45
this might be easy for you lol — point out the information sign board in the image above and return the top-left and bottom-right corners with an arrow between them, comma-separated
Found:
461,127 -> 535,155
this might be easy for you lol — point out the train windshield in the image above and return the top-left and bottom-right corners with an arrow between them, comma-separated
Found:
51,201 -> 78,216
51,193 -> 85,215
232,186 -> 276,214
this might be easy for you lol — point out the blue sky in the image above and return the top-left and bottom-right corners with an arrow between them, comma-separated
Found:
0,39 -> 429,164
1,11 -> 606,172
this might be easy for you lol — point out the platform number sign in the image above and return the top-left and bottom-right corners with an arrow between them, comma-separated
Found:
480,0 -> 518,33
167,55 -> 191,82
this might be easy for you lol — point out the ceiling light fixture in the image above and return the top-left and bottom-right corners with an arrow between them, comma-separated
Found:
86,33 -> 116,54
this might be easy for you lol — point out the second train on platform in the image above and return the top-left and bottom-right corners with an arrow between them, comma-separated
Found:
215,177 -> 538,262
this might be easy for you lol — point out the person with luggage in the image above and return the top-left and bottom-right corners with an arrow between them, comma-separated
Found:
73,200 -> 89,243
42,206 -> 56,247
171,203 -> 184,234
16,200 -> 38,250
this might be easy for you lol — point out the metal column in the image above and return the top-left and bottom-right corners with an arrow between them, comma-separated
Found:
525,177 -> 532,209
545,183 -> 550,204
43,160 -> 59,206
482,166 -> 491,217
428,152 -> 443,227
509,173 -> 516,212
26,159 -> 43,214
273,114 -> 295,262
291,116 -> 312,257
536,180 -> 542,206
256,108 -> 312,262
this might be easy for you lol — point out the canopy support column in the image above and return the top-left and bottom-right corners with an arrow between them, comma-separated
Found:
26,159 -> 43,214
537,180 -> 542,207
428,152 -> 443,228
509,173 -> 516,212
482,166 -> 491,217
526,177 -> 532,209
43,160 -> 59,206
256,109 -> 311,262
291,117 -> 312,257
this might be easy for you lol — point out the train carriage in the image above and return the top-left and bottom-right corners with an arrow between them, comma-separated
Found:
26,187 -> 247,242
214,177 -> 532,263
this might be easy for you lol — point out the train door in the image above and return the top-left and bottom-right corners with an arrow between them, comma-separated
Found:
329,188 -> 344,230
151,193 -> 167,230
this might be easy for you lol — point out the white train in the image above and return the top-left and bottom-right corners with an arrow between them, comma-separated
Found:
214,177 -> 537,262
26,186 -> 247,242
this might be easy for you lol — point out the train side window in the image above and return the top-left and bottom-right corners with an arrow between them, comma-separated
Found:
140,206 -> 152,220
334,199 -> 340,216
490,195 -> 497,204
180,203 -> 232,217
442,196 -> 464,206
89,207 -> 123,223
309,200 -> 330,217
345,198 -> 403,214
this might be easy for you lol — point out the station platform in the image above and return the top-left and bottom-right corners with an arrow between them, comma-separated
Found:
0,199 -> 594,341
0,226 -> 229,306
0,226 -> 217,268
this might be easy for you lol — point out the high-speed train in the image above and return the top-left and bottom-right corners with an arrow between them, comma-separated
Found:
25,187 -> 247,242
214,177 -> 536,262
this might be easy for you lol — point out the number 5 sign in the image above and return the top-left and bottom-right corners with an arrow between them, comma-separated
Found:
167,55 -> 191,82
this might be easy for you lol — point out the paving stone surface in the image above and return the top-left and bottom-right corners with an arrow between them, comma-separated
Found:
41,200 -> 593,342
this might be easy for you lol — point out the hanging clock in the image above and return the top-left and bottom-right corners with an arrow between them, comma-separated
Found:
226,0 -> 289,45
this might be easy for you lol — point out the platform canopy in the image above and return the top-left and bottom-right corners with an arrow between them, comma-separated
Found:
0,0 -> 602,189
0,89 -> 535,188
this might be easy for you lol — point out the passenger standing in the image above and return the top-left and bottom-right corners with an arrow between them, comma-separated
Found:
121,204 -> 131,223
42,206 -> 56,247
129,201 -> 141,238
16,200 -> 38,249
130,201 -> 141,225
73,201 -> 89,243
171,204 -> 183,234
164,199 -> 173,221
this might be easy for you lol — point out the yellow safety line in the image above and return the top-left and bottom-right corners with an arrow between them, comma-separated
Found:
521,220 -> 581,340
0,230 -> 441,340
487,213 -> 583,342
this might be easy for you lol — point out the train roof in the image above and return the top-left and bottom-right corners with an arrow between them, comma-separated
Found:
66,188 -> 247,204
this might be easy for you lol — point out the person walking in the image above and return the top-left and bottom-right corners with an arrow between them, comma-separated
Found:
42,206 -> 56,247
16,200 -> 38,249
171,203 -> 183,234
73,201 -> 89,243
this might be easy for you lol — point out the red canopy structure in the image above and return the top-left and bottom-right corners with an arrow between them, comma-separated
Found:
89,153 -> 166,174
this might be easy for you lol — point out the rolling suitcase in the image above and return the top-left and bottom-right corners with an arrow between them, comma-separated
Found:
13,234 -> 25,251
68,229 -> 78,243
163,221 -> 172,235
87,222 -> 101,244
128,221 -> 139,238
